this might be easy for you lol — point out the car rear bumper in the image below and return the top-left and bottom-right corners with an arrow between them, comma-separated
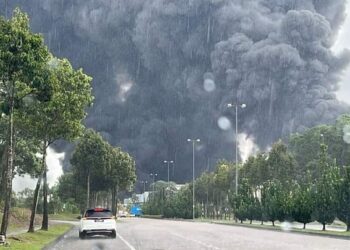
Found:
83,229 -> 115,235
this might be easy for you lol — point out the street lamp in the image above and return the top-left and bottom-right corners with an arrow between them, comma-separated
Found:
227,103 -> 246,195
187,138 -> 200,220
163,160 -> 174,188
150,173 -> 157,200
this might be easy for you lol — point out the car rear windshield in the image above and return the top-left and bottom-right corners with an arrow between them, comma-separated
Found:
84,209 -> 113,218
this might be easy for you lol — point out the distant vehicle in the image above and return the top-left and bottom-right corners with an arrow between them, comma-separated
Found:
130,204 -> 142,217
79,208 -> 117,239
117,210 -> 128,218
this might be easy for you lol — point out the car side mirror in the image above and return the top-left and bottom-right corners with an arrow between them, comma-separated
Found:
77,215 -> 82,220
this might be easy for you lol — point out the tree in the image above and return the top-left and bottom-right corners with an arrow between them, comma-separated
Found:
261,180 -> 287,226
289,115 -> 350,180
267,141 -> 296,183
229,178 -> 256,223
108,147 -> 136,215
338,166 -> 350,231
20,57 -> 93,231
57,172 -> 86,213
0,9 -> 49,235
71,129 -> 110,210
291,182 -> 314,229
313,144 -> 340,231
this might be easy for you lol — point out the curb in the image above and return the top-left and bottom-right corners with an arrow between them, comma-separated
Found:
42,225 -> 75,250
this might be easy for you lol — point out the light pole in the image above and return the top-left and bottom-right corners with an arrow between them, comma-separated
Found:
187,138 -> 200,220
227,103 -> 246,195
163,160 -> 174,188
150,173 -> 157,200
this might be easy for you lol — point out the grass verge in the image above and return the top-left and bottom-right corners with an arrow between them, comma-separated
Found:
1,224 -> 72,250
0,208 -> 41,233
49,213 -> 80,221
205,220 -> 350,239
141,215 -> 163,219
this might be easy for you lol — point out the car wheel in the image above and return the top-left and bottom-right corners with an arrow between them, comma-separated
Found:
111,230 -> 116,239
79,231 -> 86,239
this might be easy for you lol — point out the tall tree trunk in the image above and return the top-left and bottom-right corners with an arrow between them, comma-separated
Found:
347,224 -> 350,232
95,192 -> 98,208
28,175 -> 42,232
0,145 -> 8,201
116,186 -> 119,215
41,141 -> 48,230
86,173 -> 90,209
0,99 -> 14,236
111,186 -> 116,216
322,223 -> 326,231
303,223 -> 306,230
272,221 -> 275,227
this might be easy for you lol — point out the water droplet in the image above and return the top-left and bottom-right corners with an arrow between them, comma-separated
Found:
203,79 -> 216,92
280,221 -> 292,232
217,116 -> 231,130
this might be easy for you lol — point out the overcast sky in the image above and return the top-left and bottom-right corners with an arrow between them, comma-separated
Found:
335,1 -> 350,104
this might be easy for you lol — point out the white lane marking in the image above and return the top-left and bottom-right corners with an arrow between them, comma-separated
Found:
117,232 -> 137,250
171,232 -> 220,250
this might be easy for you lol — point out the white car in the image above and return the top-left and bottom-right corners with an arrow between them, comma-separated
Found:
79,208 -> 117,239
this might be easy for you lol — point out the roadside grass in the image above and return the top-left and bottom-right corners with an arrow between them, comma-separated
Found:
141,215 -> 163,219
0,208 -> 41,233
49,213 -> 80,221
198,219 -> 350,238
1,224 -> 72,250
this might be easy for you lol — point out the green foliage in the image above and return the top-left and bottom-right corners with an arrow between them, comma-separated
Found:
267,141 -> 296,182
0,8 -> 50,109
289,115 -> 350,180
261,180 -> 286,225
291,182 -> 314,228
338,166 -> 350,230
229,178 -> 260,223
71,129 -> 110,192
68,129 -> 136,210
242,153 -> 269,188
20,57 -> 93,144
143,182 -> 193,219
313,144 -> 341,229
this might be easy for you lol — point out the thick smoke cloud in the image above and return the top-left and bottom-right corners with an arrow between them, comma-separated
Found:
1,0 -> 350,183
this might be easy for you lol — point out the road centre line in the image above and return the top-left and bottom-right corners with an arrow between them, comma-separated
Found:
116,232 -> 137,250
171,232 -> 220,250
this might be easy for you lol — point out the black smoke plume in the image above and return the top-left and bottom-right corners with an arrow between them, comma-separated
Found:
1,0 -> 349,183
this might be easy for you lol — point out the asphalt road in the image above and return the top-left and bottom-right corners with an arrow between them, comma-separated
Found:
47,218 -> 349,250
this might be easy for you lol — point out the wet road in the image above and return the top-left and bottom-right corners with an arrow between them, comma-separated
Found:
47,218 -> 349,250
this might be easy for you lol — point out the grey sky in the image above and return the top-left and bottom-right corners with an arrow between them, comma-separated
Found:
335,1 -> 350,104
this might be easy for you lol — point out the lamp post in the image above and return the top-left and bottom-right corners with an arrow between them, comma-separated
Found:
163,160 -> 174,189
227,103 -> 246,195
150,173 -> 157,201
187,138 -> 200,220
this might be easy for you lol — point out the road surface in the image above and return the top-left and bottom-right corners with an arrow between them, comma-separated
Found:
47,218 -> 349,250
